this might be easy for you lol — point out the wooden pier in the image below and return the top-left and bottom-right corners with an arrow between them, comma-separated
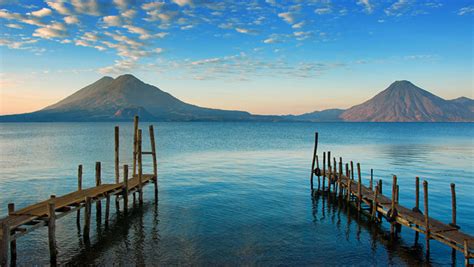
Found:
310,132 -> 474,266
0,116 -> 158,266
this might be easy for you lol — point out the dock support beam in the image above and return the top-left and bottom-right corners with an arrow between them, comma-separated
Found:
133,116 -> 139,176
95,162 -> 102,219
77,165 -> 82,227
322,152 -> 326,191
84,196 -> 91,241
150,125 -> 158,200
123,165 -> 129,212
423,180 -> 430,255
357,163 -> 362,212
48,196 -> 58,265
7,203 -> 16,265
1,220 -> 9,267
310,132 -> 318,190
451,183 -> 457,228
138,129 -> 143,205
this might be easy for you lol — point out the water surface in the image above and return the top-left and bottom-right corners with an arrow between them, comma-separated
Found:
0,122 -> 473,265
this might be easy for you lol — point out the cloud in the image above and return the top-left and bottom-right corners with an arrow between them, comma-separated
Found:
458,6 -> 474,16
123,25 -> 152,39
278,12 -> 297,24
122,9 -> 137,19
314,8 -> 331,15
113,0 -> 130,10
0,37 -> 38,49
64,15 -> 79,24
46,1 -> 71,15
31,8 -> 52,17
385,0 -> 409,16
71,0 -> 102,16
357,0 -> 373,14
235,27 -> 257,34
172,0 -> 193,7
103,15 -> 122,27
292,21 -> 305,29
142,2 -> 165,10
32,22 -> 67,39
5,23 -> 22,29
263,37 -> 279,44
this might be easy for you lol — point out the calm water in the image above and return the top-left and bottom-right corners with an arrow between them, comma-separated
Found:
0,122 -> 473,266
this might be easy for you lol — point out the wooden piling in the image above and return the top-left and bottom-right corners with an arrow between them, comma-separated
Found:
347,179 -> 352,202
451,183 -> 457,227
370,169 -> 373,191
310,132 -> 318,190
1,220 -> 9,267
465,239 -> 470,267
8,203 -> 16,264
95,162 -> 102,217
105,194 -> 110,224
345,163 -> 349,177
77,165 -> 82,226
338,157 -> 343,197
115,126 -> 120,184
378,179 -> 383,221
48,195 -> 58,264
322,152 -> 326,190
133,116 -> 139,176
123,165 -> 129,212
357,163 -> 362,212
316,156 -> 320,189
390,175 -> 397,235
423,180 -> 430,254
333,158 -> 337,194
138,129 -> 143,204
372,185 -> 379,221
83,196 -> 91,240
350,161 -> 354,180
415,177 -> 420,212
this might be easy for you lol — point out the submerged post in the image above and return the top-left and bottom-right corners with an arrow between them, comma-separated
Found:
310,132 -> 318,190
123,165 -> 129,212
133,116 -> 139,176
372,185 -> 379,221
138,129 -> 143,204
84,196 -> 91,240
423,180 -> 430,255
48,195 -> 58,264
8,203 -> 16,264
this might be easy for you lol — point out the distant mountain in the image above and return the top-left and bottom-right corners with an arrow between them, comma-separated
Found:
0,74 -> 279,122
0,76 -> 472,122
285,109 -> 344,122
339,80 -> 473,122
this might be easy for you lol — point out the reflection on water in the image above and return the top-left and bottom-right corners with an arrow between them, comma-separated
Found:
0,122 -> 472,265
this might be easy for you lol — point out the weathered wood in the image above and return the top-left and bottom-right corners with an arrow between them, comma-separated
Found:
370,169 -> 373,191
150,125 -> 158,199
8,203 -> 16,265
310,132 -> 318,190
133,116 -> 139,176
105,194 -> 110,224
123,165 -> 129,212
451,183 -> 457,227
115,126 -> 120,184
372,185 -> 379,221
138,129 -> 143,204
77,165 -> 82,227
322,152 -> 326,190
48,196 -> 58,264
1,220 -> 9,267
95,162 -> 102,218
391,175 -> 397,235
350,161 -> 354,180
415,177 -> 420,212
338,157 -> 343,197
465,239 -> 470,267
424,180 -> 430,254
357,163 -> 362,212
83,196 -> 91,239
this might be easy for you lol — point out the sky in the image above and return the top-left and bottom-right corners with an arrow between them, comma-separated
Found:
0,0 -> 473,115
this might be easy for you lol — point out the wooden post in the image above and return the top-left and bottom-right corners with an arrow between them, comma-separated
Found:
322,152 -> 326,190
357,163 -> 362,212
138,129 -> 143,204
372,185 -> 379,221
390,175 -> 397,235
378,179 -> 383,221
310,132 -> 318,190
415,177 -> 420,212
350,161 -> 354,180
338,157 -> 343,197
464,239 -> 470,267
95,162 -> 102,217
105,194 -> 110,224
149,125 -> 158,199
133,116 -> 139,176
423,180 -> 430,254
327,151 -> 331,192
370,169 -> 373,191
123,165 -> 129,212
0,220 -> 9,267
8,203 -> 16,264
84,196 -> 91,240
77,165 -> 82,226
333,158 -> 337,194
48,195 -> 58,264
347,179 -> 352,202
345,163 -> 349,177
315,156 -> 320,189
115,126 -> 120,184
451,183 -> 457,227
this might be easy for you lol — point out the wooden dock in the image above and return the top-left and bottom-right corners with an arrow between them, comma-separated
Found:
0,116 -> 158,266
310,132 -> 474,266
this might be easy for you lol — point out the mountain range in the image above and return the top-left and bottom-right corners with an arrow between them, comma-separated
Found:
1,74 -> 472,122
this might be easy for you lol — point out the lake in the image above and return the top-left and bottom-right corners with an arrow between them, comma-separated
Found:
0,122 -> 473,265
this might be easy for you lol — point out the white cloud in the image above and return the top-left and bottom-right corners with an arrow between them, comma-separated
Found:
357,0 -> 373,14
123,25 -> 152,39
314,7 -> 331,15
278,12 -> 297,24
113,0 -> 129,10
46,1 -> 71,15
64,15 -> 79,24
122,9 -> 137,19
458,6 -> 474,16
141,2 -> 164,10
31,8 -> 52,17
32,22 -> 67,39
235,27 -> 257,34
385,0 -> 409,16
292,21 -> 305,29
71,0 -> 101,16
173,0 -> 193,7
5,23 -> 22,29
103,15 -> 122,27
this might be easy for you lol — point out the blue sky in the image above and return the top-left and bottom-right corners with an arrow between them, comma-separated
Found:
0,0 -> 473,115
